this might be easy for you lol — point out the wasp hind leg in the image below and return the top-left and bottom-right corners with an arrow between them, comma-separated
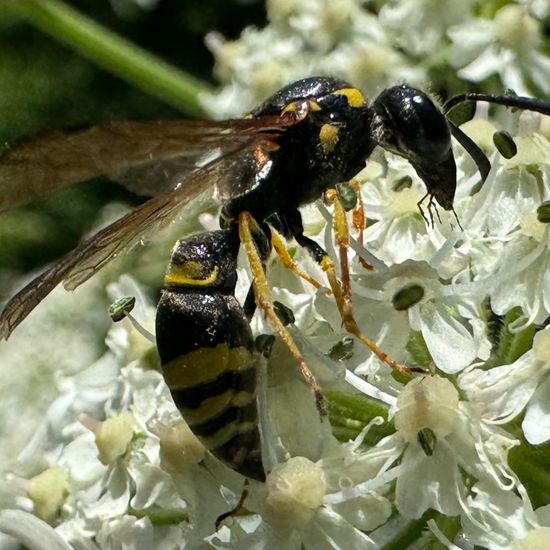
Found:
238,211 -> 325,415
215,479 -> 250,530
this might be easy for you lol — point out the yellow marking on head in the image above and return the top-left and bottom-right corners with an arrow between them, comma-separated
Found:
164,263 -> 219,287
182,389 -> 256,426
319,123 -> 340,153
282,99 -> 321,114
334,88 -> 366,107
162,344 -> 255,389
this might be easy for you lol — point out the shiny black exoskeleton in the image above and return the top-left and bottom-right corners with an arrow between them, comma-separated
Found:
370,85 -> 456,210
156,228 -> 266,480
222,77 -> 470,243
222,77 -> 375,224
3,74 -> 550,483
5,75 -> 548,339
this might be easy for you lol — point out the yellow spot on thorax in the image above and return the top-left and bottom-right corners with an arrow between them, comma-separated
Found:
319,123 -> 339,153
334,87 -> 366,107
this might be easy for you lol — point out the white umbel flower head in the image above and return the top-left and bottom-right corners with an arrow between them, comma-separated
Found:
263,456 -> 326,529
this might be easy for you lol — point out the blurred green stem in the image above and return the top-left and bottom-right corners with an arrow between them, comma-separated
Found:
6,0 -> 212,116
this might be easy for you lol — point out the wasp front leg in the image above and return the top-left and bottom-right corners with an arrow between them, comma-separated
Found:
348,179 -> 373,271
288,202 -> 416,376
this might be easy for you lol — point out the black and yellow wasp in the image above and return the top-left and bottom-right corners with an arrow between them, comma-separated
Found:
1,76 -> 549,480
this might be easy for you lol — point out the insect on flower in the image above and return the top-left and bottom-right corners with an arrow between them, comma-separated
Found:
1,76 -> 549,480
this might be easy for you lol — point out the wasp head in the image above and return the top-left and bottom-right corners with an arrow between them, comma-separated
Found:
372,85 -> 456,211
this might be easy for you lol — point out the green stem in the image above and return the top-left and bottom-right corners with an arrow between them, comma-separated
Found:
325,390 -> 393,445
6,0 -> 212,116
128,506 -> 187,526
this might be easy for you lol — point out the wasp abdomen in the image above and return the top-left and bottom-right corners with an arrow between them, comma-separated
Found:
156,231 -> 264,481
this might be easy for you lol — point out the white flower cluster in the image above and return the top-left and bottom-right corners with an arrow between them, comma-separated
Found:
203,0 -> 550,117
2,1 -> 550,549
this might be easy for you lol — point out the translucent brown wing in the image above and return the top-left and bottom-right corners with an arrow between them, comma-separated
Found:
0,117 -> 287,209
0,116 -> 293,339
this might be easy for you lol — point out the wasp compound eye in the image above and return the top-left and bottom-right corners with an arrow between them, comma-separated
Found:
372,85 -> 452,162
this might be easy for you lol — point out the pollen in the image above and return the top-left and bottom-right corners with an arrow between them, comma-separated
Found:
157,419 -> 205,473
263,456 -> 326,529
90,411 -> 135,465
512,527 -> 550,550
27,467 -> 69,521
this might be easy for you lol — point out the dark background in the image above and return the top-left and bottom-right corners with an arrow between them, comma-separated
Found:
0,0 -> 265,296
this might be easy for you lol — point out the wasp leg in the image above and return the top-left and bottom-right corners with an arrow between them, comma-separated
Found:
215,479 -> 250,530
271,227 -> 328,291
349,179 -> 373,271
243,284 -> 257,322
242,221 -> 273,322
287,203 -> 414,376
325,188 -> 353,300
238,211 -> 325,415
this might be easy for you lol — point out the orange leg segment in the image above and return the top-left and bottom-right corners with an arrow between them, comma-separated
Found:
322,189 -> 414,375
238,212 -> 325,414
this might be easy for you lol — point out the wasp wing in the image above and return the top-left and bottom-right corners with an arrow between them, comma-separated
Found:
0,118 -> 287,209
0,116 -> 292,339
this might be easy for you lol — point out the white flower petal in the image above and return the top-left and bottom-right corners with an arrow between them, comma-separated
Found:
459,355 -> 539,422
395,445 -> 463,519
309,507 -> 378,550
0,509 -> 72,550
522,375 -> 550,444
420,302 -> 477,373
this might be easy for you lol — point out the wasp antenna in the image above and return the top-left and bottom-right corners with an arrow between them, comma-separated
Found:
444,92 -> 550,117
447,121 -> 491,182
